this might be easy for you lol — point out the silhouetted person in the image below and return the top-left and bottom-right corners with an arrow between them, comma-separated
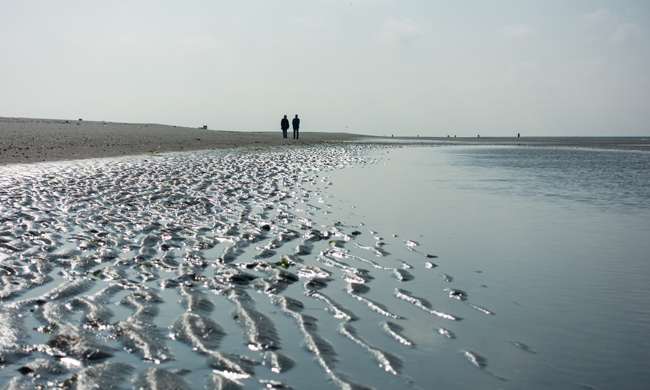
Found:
281,115 -> 289,138
292,115 -> 300,139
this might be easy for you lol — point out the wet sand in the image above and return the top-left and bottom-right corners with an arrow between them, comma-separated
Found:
1,126 -> 649,388
0,117 -> 373,165
2,117 -> 648,165
0,143 -> 433,389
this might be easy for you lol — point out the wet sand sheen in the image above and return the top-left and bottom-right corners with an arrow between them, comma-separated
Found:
1,144 -> 486,389
2,118 -> 648,389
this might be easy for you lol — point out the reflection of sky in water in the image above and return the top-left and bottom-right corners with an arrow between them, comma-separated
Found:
446,146 -> 650,210
0,145 -> 649,389
326,145 -> 650,389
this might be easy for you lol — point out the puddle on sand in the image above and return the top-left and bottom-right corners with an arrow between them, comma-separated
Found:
0,145 -> 505,389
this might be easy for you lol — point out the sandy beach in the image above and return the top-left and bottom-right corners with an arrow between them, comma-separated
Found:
1,118 -> 649,389
0,117 -> 372,165
1,117 -> 648,165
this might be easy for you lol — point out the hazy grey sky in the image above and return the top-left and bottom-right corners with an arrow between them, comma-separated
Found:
1,1 -> 648,136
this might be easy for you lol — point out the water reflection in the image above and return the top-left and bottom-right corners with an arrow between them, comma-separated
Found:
446,146 -> 650,210
324,145 -> 650,389
1,145 -> 649,389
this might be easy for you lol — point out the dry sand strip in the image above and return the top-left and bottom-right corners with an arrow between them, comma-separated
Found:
0,117 -> 374,165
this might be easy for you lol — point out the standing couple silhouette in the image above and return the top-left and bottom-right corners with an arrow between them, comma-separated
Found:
281,115 -> 300,139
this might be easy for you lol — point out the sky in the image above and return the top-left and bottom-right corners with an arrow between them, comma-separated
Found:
1,1 -> 649,137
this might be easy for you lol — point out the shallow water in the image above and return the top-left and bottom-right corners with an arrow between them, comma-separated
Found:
325,145 -> 650,389
0,145 -> 649,389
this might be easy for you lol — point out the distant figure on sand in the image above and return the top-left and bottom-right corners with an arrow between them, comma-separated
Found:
292,115 -> 300,139
281,115 -> 289,138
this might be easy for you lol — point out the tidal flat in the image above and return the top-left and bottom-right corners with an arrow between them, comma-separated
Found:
1,143 -> 649,389
0,144 -> 448,390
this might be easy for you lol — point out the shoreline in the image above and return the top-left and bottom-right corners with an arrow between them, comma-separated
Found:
2,117 -> 649,165
378,135 -> 650,150
0,117 -> 374,165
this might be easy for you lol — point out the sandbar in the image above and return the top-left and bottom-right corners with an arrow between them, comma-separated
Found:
0,117 -> 371,165
393,135 -> 650,150
2,117 -> 648,165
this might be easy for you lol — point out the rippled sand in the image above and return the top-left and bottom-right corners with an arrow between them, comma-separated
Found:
0,145 -> 506,389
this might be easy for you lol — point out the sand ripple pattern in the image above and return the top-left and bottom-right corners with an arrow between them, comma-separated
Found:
0,145 -> 502,389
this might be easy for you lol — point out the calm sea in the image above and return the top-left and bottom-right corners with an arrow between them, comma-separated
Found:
325,145 -> 650,389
